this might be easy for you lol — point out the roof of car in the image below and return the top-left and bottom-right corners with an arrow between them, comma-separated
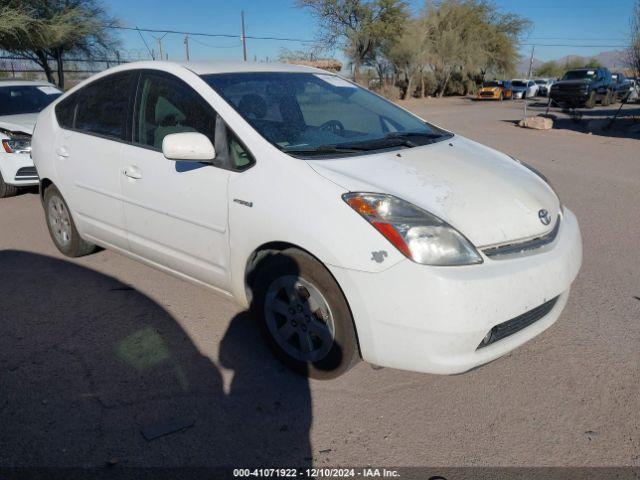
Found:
0,80 -> 58,88
118,60 -> 329,76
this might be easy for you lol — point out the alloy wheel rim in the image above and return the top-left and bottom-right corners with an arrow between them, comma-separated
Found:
48,196 -> 72,247
264,275 -> 335,363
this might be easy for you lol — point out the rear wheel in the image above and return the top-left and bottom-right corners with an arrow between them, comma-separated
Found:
0,172 -> 18,198
602,90 -> 611,106
252,248 -> 359,379
44,185 -> 97,257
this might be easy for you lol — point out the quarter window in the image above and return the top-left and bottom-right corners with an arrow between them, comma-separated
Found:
74,71 -> 136,141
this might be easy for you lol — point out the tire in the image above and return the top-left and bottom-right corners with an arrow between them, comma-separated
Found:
0,171 -> 19,198
585,90 -> 596,108
44,184 -> 96,257
601,90 -> 611,107
251,248 -> 359,379
609,90 -> 618,105
499,92 -> 504,101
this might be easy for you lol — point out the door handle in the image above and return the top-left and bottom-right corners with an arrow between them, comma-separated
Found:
123,166 -> 143,180
55,147 -> 69,158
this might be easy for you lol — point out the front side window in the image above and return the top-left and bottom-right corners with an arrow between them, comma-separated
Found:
0,85 -> 62,116
202,72 -> 451,157
74,72 -> 136,141
134,72 -> 216,150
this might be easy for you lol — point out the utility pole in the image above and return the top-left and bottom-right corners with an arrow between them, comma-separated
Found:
524,44 -> 536,120
241,11 -> 247,61
157,37 -> 163,62
184,35 -> 190,61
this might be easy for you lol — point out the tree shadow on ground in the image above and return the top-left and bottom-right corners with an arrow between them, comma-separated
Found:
0,250 -> 312,478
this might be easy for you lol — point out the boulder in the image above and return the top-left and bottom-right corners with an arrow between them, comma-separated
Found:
518,116 -> 553,130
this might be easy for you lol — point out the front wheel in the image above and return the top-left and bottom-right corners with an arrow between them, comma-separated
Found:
585,91 -> 596,108
252,249 -> 359,379
44,185 -> 97,257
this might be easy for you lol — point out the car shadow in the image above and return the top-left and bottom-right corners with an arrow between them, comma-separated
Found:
0,250 -> 312,476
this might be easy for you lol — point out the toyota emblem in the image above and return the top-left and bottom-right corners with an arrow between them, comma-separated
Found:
538,209 -> 551,225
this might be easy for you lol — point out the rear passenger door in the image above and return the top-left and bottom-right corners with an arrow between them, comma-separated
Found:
54,71 -> 136,251
120,70 -> 248,291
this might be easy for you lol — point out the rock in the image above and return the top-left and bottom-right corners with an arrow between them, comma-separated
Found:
519,116 -> 553,130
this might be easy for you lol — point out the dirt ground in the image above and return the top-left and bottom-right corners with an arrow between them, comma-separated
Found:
0,97 -> 638,474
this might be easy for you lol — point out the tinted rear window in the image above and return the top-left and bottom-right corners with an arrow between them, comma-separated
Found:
74,72 -> 136,141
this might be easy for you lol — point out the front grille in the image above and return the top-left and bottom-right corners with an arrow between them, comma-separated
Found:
483,216 -> 560,259
480,91 -> 495,97
14,166 -> 38,180
477,296 -> 559,349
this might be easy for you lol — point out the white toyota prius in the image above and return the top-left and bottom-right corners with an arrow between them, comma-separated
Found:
32,61 -> 582,378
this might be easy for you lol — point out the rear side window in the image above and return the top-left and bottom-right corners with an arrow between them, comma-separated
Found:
74,71 -> 136,141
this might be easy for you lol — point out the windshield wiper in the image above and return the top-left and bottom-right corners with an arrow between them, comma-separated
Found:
335,131 -> 448,151
282,144 -> 367,156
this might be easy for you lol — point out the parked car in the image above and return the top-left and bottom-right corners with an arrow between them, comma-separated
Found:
628,78 -> 639,103
611,72 -> 632,103
534,78 -> 555,97
32,61 -> 582,378
476,80 -> 512,100
550,67 -> 614,108
511,79 -> 538,99
0,80 -> 62,197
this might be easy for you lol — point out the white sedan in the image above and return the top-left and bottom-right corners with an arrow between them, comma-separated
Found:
511,79 -> 539,99
32,61 -> 582,378
0,80 -> 62,197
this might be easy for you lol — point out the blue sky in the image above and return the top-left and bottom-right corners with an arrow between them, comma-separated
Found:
107,0 -> 635,64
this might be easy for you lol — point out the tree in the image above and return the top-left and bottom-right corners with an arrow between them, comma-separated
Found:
0,0 -> 119,89
383,19 -> 426,99
422,0 -> 529,97
296,0 -> 408,82
534,60 -> 563,78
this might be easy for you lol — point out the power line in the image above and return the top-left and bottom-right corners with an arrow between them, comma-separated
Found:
521,43 -> 627,48
106,25 -> 316,44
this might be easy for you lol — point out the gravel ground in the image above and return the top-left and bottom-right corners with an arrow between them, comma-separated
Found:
0,97 -> 638,473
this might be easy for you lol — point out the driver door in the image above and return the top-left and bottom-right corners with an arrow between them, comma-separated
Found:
119,70 -> 231,290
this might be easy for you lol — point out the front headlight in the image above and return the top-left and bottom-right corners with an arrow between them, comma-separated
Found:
2,138 -> 31,154
343,193 -> 482,266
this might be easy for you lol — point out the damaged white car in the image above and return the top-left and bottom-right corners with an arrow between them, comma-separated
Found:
0,80 -> 62,197
32,62 -> 582,378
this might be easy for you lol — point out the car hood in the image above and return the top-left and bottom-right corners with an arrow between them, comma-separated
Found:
0,113 -> 38,136
307,135 -> 560,247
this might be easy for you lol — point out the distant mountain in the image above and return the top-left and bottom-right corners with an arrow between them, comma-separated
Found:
516,50 -> 628,76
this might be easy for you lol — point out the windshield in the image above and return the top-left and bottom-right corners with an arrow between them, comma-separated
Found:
483,81 -> 501,87
0,85 -> 62,116
534,80 -> 546,85
511,81 -> 526,87
202,72 -> 451,157
562,70 -> 597,81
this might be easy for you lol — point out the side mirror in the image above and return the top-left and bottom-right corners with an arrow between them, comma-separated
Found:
162,132 -> 216,162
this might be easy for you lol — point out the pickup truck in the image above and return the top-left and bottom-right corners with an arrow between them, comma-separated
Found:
550,67 -> 614,108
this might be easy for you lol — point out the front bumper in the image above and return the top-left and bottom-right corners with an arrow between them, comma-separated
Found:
550,91 -> 589,104
329,208 -> 582,374
0,152 -> 38,186
512,91 -> 525,98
